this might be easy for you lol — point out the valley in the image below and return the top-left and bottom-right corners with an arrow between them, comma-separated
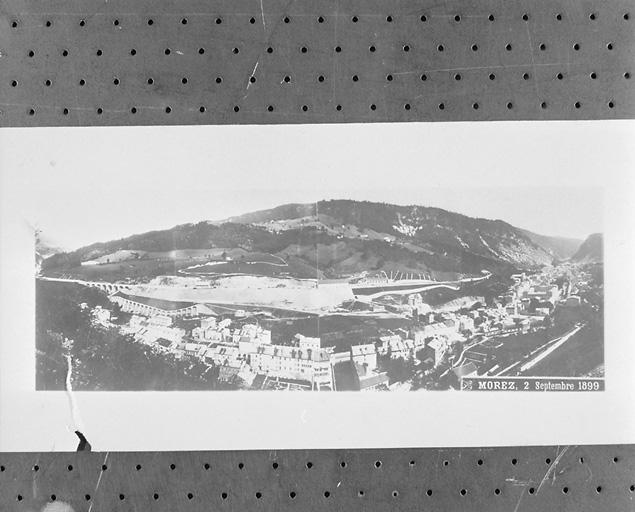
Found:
36,199 -> 604,391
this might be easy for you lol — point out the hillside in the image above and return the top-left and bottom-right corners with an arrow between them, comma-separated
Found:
226,200 -> 556,268
572,233 -> 603,263
519,229 -> 582,260
35,230 -> 65,272
224,203 -> 317,224
41,200 -> 577,282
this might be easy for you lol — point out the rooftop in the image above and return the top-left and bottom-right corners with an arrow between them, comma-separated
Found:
256,343 -> 331,362
354,364 -> 389,389
351,343 -> 376,356
156,338 -> 173,348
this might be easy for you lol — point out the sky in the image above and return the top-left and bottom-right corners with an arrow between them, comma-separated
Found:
1,121 -> 625,250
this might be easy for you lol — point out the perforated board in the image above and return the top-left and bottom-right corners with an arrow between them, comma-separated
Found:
1,0 -> 635,511
0,0 -> 634,125
1,446 -> 634,511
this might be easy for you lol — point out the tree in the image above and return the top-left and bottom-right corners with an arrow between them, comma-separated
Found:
36,281 -> 223,391
381,356 -> 416,384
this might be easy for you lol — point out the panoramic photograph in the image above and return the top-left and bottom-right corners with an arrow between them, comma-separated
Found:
36,193 -> 604,392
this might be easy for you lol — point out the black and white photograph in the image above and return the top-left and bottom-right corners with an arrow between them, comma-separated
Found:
1,122 -> 633,451
27,127 -> 604,393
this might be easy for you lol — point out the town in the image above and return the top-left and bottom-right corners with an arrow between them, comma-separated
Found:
84,261 -> 602,391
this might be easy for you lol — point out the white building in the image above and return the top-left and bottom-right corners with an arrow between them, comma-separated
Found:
180,342 -> 209,358
382,337 -> 415,359
459,316 -> 475,333
127,315 -> 186,345
351,343 -> 378,371
204,344 -> 244,369
192,325 -> 223,342
92,306 -> 111,325
233,324 -> 272,345
427,338 -> 448,366
296,334 -> 321,350
249,343 -> 333,390
379,334 -> 401,354
421,322 -> 458,339
354,363 -> 389,391
148,315 -> 172,327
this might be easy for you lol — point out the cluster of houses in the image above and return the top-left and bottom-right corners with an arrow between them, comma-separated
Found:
113,302 -> 482,391
508,272 -> 562,314
122,315 -> 186,350
380,270 -> 574,376
109,294 -> 385,390
96,266 -> 573,390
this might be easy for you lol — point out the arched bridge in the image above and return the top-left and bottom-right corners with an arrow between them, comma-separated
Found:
38,276 -> 135,294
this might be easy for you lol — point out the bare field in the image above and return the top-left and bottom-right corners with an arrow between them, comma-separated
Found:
131,277 -> 355,313
263,314 -> 409,351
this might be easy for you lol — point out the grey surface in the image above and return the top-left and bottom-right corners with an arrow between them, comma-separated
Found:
0,446 -> 634,511
1,2 -> 634,511
0,0 -> 633,125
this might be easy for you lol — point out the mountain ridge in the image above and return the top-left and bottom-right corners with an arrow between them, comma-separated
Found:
572,233 -> 603,262
224,200 -> 583,259
220,199 -> 571,267
518,228 -> 582,260
41,199 -> 592,281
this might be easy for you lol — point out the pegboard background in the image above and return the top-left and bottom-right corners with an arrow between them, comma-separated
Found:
2,1 -> 635,511
0,0 -> 634,125
1,446 -> 634,511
